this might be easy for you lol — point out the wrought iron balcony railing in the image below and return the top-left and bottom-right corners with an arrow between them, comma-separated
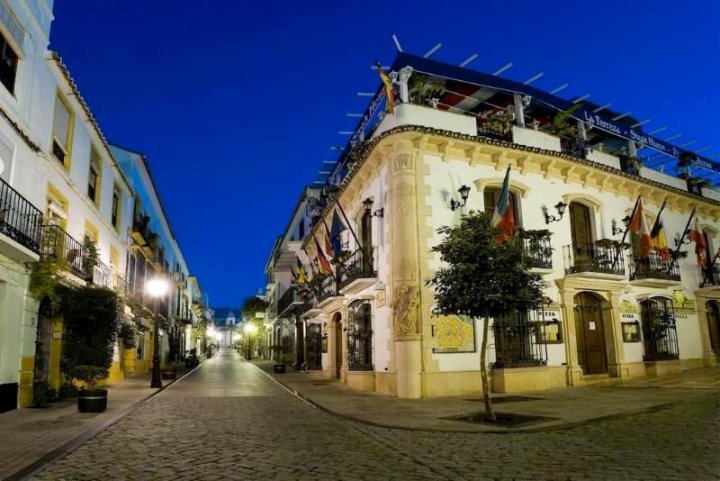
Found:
337,249 -> 376,291
40,224 -> 91,280
563,242 -> 626,276
316,274 -> 338,303
700,263 -> 720,288
629,253 -> 681,282
0,177 -> 43,253
560,138 -> 587,159
521,235 -> 553,269
277,287 -> 303,316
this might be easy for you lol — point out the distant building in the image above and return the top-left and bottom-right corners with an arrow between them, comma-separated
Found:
211,308 -> 240,347
264,52 -> 720,399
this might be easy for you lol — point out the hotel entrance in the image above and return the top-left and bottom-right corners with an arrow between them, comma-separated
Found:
574,292 -> 608,375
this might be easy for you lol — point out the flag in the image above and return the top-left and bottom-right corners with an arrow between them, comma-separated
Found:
322,219 -> 335,259
314,238 -> 333,275
295,256 -> 308,285
689,217 -> 708,266
377,62 -> 395,114
491,167 -> 515,243
650,202 -> 670,262
330,209 -> 347,257
628,198 -> 653,259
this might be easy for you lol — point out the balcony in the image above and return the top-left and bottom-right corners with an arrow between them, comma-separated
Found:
277,287 -> 304,317
519,231 -> 553,273
41,225 -> 91,280
338,249 -> 377,294
700,264 -> 720,290
563,242 -> 626,279
316,274 -> 341,307
629,253 -> 681,287
0,177 -> 43,260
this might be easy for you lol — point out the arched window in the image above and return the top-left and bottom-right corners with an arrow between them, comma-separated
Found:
640,297 -> 679,361
346,300 -> 373,371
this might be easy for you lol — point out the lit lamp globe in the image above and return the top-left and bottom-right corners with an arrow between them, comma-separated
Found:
244,323 -> 257,335
147,278 -> 169,298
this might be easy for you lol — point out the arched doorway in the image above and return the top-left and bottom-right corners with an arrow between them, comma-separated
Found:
707,301 -> 720,357
574,292 -> 608,374
333,312 -> 342,378
33,298 -> 53,382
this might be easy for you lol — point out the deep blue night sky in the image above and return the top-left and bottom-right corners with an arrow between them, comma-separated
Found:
50,1 -> 720,306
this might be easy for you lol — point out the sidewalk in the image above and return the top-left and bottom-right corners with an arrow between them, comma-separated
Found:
0,369 -> 188,481
252,360 -> 720,433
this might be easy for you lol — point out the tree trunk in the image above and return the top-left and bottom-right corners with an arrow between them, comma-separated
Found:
480,317 -> 496,422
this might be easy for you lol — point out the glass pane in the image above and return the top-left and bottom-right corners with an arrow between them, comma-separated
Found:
53,98 -> 70,145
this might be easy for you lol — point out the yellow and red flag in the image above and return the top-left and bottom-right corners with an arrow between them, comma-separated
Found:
650,201 -> 670,262
689,217 -> 708,266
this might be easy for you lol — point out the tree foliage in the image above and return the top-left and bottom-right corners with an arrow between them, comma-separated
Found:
60,285 -> 122,383
241,295 -> 269,319
427,211 -> 545,422
428,212 -> 544,319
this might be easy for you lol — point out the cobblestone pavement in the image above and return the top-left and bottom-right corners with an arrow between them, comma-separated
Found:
33,349 -> 720,481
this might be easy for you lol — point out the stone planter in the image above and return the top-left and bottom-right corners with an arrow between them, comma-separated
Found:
273,364 -> 286,374
161,369 -> 177,380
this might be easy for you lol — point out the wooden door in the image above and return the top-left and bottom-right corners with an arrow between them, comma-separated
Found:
361,211 -> 372,272
574,293 -> 608,374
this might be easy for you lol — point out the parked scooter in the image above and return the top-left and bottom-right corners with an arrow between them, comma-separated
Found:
184,349 -> 200,368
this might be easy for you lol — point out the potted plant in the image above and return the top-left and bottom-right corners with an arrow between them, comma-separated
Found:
69,365 -> 108,412
59,285 -> 121,413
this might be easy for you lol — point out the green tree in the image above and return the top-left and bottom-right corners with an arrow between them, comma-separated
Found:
427,212 -> 544,421
241,295 -> 269,318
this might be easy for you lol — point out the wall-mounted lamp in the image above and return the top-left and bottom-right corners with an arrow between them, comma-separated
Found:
449,185 -> 471,211
611,216 -> 631,236
542,201 -> 567,224
362,198 -> 384,218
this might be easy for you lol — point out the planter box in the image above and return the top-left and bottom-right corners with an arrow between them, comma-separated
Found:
78,389 -> 107,413
273,364 -> 286,374
161,370 -> 177,380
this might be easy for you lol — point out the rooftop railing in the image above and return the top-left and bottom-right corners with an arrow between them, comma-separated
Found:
0,177 -> 43,254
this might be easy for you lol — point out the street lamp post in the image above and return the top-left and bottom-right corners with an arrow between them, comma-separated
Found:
147,277 -> 169,388
244,322 -> 257,360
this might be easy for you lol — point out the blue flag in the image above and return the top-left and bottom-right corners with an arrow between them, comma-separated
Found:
330,209 -> 347,256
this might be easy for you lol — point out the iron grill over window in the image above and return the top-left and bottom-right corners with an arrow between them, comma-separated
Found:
640,297 -> 679,361
346,300 -> 372,371
491,309 -> 548,368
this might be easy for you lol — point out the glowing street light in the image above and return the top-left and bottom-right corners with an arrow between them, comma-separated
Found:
146,277 -> 169,388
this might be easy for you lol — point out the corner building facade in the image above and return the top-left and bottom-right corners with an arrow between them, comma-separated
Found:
272,53 -> 720,398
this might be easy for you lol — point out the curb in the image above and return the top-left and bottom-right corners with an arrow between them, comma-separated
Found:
248,362 -> 718,435
3,364 -> 203,481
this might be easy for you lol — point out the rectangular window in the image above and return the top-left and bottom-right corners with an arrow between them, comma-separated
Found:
52,95 -> 73,167
0,33 -> 19,94
111,185 -> 121,229
87,148 -> 101,203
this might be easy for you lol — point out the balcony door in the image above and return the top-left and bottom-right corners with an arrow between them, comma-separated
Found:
574,292 -> 608,375
333,312 -> 342,378
570,202 -> 593,269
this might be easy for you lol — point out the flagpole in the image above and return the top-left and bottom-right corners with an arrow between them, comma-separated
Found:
649,200 -> 667,235
611,195 -> 641,271
669,207 -> 696,270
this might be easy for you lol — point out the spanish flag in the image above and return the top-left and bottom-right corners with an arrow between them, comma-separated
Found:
628,197 -> 653,259
650,201 -> 670,262
377,62 -> 395,114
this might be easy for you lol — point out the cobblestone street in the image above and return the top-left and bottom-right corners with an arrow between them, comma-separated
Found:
33,349 -> 720,481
